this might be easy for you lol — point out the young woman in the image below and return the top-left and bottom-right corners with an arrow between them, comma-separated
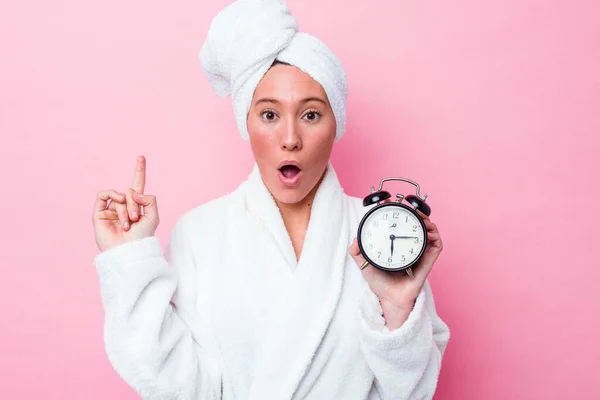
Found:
92,1 -> 450,399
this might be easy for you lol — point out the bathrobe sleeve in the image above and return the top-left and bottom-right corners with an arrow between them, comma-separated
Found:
93,218 -> 222,400
357,280 -> 450,400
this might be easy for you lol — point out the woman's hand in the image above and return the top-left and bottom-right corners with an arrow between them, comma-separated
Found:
349,206 -> 443,330
92,156 -> 160,252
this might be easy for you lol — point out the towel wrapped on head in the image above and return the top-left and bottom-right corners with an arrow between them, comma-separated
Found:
199,0 -> 348,141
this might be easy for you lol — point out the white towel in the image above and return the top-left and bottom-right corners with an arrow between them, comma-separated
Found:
198,0 -> 348,142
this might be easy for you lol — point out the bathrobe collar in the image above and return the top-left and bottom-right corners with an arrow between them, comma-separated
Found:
244,162 -> 346,272
214,161 -> 350,400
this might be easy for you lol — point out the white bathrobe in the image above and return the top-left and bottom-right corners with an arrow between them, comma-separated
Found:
94,162 -> 450,400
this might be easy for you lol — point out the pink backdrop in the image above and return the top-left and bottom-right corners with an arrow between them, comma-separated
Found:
1,0 -> 598,398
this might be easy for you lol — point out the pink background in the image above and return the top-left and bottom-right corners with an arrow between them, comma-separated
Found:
1,0 -> 598,398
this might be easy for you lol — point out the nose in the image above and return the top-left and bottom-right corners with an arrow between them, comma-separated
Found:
280,119 -> 302,151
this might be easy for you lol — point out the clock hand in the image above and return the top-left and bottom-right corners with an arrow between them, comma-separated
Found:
389,234 -> 395,257
394,235 -> 419,239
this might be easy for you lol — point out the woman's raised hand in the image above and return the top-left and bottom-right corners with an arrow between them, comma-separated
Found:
92,156 -> 160,252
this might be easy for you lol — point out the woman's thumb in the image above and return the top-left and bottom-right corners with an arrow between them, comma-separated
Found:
133,192 -> 159,222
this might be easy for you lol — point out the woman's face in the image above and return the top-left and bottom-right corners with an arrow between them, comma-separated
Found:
247,63 -> 336,205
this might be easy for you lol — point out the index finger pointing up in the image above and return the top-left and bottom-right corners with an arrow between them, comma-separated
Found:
132,155 -> 146,193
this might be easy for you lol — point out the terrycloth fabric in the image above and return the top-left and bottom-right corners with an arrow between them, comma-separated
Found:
198,0 -> 348,142
94,163 -> 450,400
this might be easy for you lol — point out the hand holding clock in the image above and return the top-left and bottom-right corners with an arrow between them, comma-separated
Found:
92,156 -> 160,252
348,204 -> 443,330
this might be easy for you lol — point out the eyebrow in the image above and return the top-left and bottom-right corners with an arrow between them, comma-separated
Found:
254,97 -> 328,106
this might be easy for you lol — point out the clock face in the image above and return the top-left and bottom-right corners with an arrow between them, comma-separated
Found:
358,203 -> 427,271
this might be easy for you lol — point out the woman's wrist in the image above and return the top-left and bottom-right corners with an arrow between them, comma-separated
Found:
380,298 -> 416,330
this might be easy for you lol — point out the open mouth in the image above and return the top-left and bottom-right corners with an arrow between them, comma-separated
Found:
278,161 -> 302,186
279,164 -> 301,178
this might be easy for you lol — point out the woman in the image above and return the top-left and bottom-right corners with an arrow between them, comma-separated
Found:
92,1 -> 450,399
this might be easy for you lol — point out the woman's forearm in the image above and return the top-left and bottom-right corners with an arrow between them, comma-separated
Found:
95,236 -> 222,400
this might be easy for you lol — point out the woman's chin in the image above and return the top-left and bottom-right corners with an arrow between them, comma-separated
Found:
272,189 -> 307,205
269,179 -> 314,205
268,169 -> 325,206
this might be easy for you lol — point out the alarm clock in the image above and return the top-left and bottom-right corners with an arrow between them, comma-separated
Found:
357,177 -> 432,277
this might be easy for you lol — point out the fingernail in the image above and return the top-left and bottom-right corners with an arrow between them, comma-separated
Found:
132,212 -> 138,219
124,221 -> 129,228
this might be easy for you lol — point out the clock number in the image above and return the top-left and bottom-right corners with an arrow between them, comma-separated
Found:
413,224 -> 418,232
366,230 -> 372,237
401,255 -> 406,262
410,248 -> 414,254
414,238 -> 419,244
377,252 -> 381,259
405,216 -> 408,222
383,213 -> 389,220
373,221 -> 379,228
393,212 -> 399,219
388,256 -> 393,263
368,243 -> 374,250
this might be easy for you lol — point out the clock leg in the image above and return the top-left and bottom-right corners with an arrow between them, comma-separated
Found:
405,268 -> 414,279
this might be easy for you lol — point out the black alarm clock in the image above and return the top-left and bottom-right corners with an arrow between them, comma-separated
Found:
357,177 -> 432,277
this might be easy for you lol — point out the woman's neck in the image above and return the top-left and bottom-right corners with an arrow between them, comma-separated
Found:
274,170 -> 325,260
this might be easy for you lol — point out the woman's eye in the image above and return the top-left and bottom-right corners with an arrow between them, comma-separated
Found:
261,111 -> 277,121
304,111 -> 320,122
